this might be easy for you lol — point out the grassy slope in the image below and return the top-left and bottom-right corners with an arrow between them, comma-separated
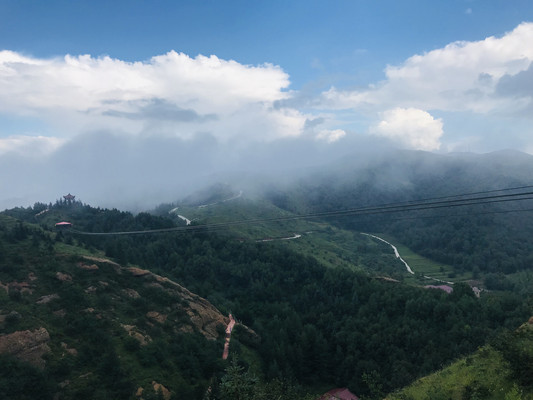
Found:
169,198 -> 411,275
170,197 -> 481,284
375,233 -> 473,283
386,324 -> 533,400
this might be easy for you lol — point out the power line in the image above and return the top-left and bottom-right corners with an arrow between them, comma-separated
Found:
69,186 -> 533,236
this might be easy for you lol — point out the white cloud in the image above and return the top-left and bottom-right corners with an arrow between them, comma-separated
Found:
0,50 -> 303,141
322,22 -> 533,115
316,129 -> 346,143
0,135 -> 65,156
371,108 -> 443,151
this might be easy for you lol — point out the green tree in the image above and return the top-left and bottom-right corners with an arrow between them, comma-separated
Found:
219,358 -> 258,400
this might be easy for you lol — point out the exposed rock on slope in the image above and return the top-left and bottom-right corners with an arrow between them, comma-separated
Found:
0,327 -> 51,368
121,324 -> 152,346
125,264 -> 229,340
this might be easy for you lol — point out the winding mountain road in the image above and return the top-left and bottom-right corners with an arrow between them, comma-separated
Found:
362,233 -> 455,284
361,233 -> 414,274
198,190 -> 243,208
256,233 -> 302,242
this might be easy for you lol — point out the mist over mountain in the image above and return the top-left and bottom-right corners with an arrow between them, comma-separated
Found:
0,131 -> 395,211
263,149 -> 533,209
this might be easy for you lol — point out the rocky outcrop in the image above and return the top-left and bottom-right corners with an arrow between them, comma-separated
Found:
152,381 -> 171,400
36,293 -> 60,304
56,272 -> 72,282
82,256 -> 120,267
129,268 -> 228,339
122,288 -> 140,299
127,267 -> 151,277
125,266 -> 228,339
135,382 -> 171,400
146,311 -> 167,324
186,302 -> 227,340
121,324 -> 152,346
80,258 -> 236,340
4,281 -> 34,294
82,256 -> 121,273
0,327 -> 51,368
60,342 -> 78,356
78,262 -> 99,270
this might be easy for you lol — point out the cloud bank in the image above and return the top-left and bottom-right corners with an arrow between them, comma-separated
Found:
323,22 -> 533,113
2,22 -> 533,209
321,22 -> 533,150
0,50 -> 304,143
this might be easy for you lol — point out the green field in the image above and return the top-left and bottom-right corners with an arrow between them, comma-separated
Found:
167,199 -> 476,282
371,233 -> 473,283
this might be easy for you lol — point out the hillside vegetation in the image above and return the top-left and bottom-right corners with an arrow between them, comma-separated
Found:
387,322 -> 533,400
0,214 -> 227,399
1,196 -> 531,398
2,150 -> 533,398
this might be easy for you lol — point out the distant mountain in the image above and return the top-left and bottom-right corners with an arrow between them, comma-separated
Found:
263,149 -> 533,279
269,149 -> 533,208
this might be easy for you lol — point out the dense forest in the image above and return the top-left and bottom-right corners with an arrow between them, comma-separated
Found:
91,230 -> 529,396
2,198 -> 530,398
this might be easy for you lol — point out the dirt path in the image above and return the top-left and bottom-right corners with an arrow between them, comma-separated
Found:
222,314 -> 236,360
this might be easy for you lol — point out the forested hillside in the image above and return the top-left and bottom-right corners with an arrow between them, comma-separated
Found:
265,150 -> 533,283
1,193 -> 531,398
0,212 -> 229,399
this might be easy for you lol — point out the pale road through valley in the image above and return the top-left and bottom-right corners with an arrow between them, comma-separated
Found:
361,233 -> 415,274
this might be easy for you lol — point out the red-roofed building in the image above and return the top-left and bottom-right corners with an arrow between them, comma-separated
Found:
318,388 -> 359,400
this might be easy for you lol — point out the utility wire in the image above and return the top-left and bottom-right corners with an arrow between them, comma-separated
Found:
69,186 -> 533,236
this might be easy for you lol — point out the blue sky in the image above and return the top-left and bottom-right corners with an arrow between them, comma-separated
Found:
1,0 -> 533,208
2,0 -> 531,87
